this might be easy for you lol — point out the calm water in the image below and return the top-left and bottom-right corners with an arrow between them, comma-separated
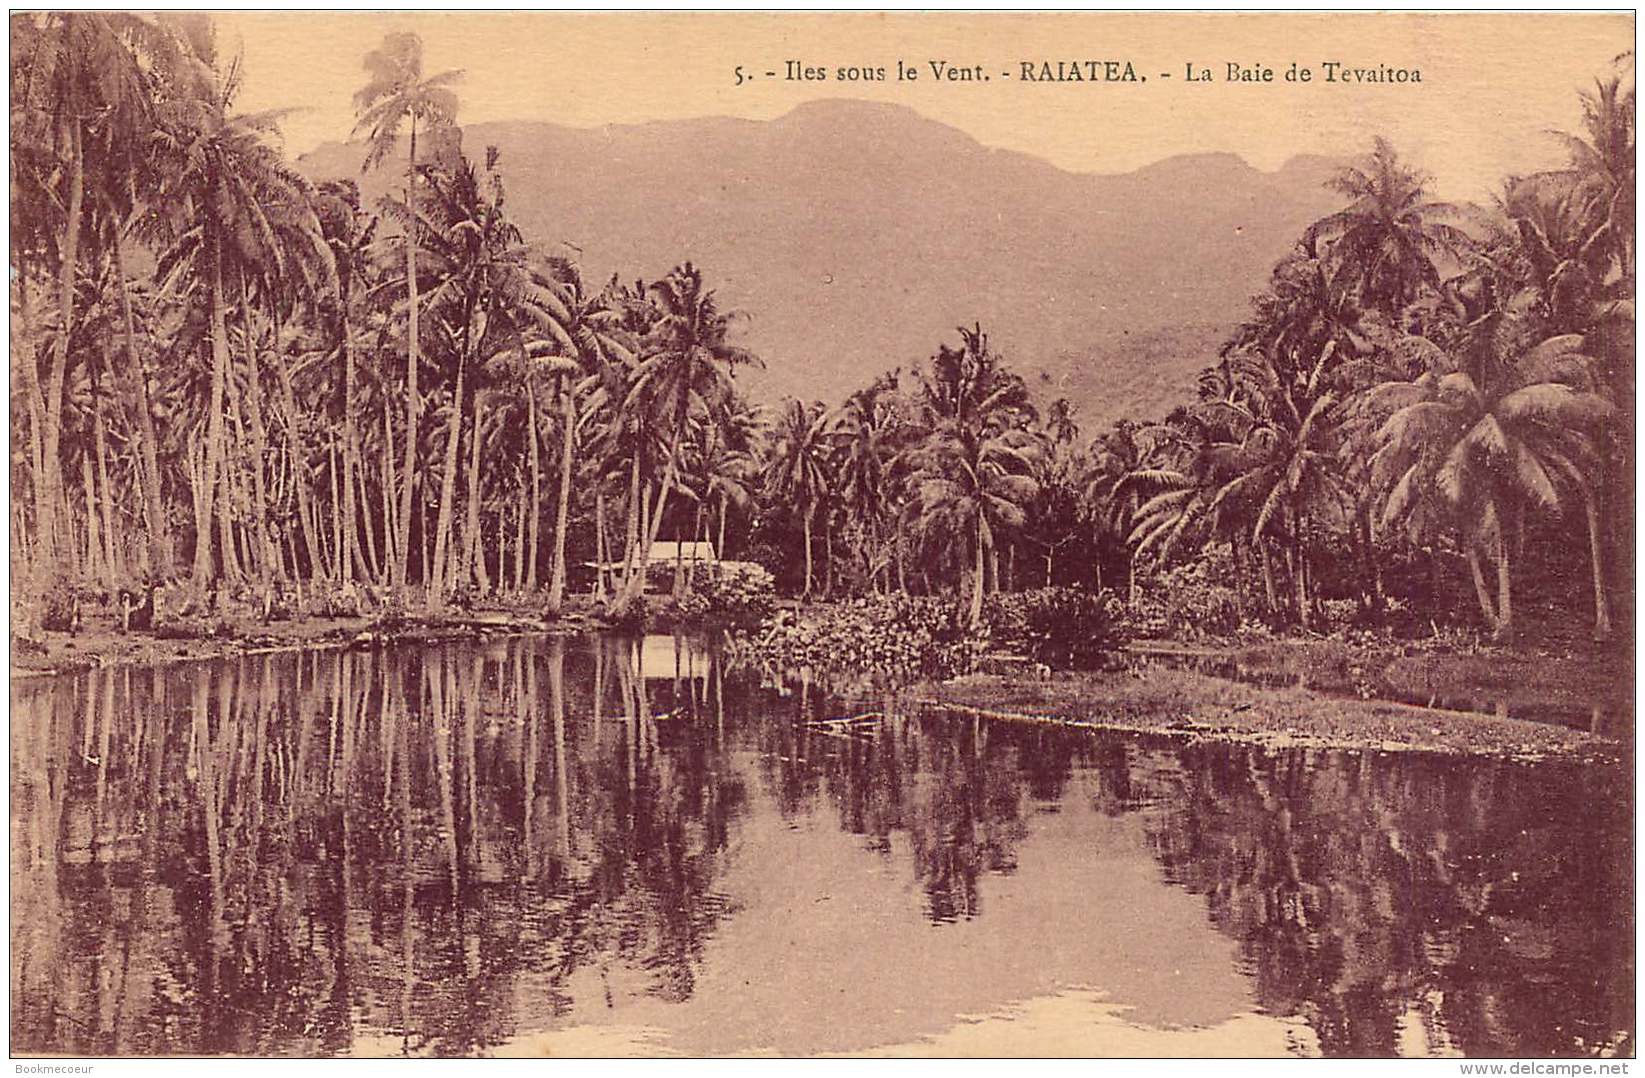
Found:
10,634 -> 1634,1057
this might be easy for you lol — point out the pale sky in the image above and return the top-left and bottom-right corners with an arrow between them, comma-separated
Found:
214,11 -> 1633,199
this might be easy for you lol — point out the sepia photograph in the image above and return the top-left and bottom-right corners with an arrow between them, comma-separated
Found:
7,8 -> 1637,1061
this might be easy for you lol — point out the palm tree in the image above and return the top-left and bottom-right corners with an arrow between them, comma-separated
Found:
314,180 -> 378,584
352,30 -> 462,594
764,399 -> 833,598
525,260 -> 628,613
11,12 -> 195,567
1367,325 -> 1614,641
1306,137 -> 1470,318
911,418 -> 1040,627
1198,346 -> 1348,627
619,263 -> 758,602
831,373 -> 903,591
390,149 -> 568,605
150,41 -> 328,586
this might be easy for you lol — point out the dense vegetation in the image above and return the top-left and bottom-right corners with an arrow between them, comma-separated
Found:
10,15 -> 1633,650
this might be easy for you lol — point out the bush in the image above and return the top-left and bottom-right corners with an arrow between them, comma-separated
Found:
39,576 -> 83,633
604,593 -> 650,632
1125,553 -> 1243,641
737,593 -> 982,683
984,586 -> 1128,670
695,563 -> 778,628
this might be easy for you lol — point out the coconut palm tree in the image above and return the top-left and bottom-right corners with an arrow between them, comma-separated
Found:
831,373 -> 904,591
910,418 -> 1040,627
150,40 -> 328,586
11,12 -> 196,567
1366,321 -> 1614,641
388,149 -> 569,605
352,30 -> 462,594
618,263 -> 759,602
764,398 -> 833,598
1306,137 -> 1471,319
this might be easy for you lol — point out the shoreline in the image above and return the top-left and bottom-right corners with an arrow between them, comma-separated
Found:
913,664 -> 1625,765
11,610 -> 1628,765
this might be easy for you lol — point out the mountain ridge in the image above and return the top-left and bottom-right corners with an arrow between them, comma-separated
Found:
296,100 -> 1346,429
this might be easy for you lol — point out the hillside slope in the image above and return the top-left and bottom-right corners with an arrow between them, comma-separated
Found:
298,100 -> 1344,429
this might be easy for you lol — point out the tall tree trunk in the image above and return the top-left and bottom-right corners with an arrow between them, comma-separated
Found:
595,485 -> 609,600
381,395 -> 399,579
717,496 -> 728,565
1259,537 -> 1279,614
620,448 -> 642,596
14,267 -> 49,571
194,244 -> 233,587
1583,485 -> 1612,641
969,519 -> 987,628
89,346 -> 116,581
525,376 -> 541,591
461,388 -> 488,593
339,303 -> 362,585
513,489 -> 527,592
546,383 -> 574,614
81,455 -> 102,580
41,114 -> 85,567
428,356 -> 466,605
1493,525 -> 1513,643
1465,543 -> 1499,632
625,440 -> 680,602
802,503 -> 814,599
236,282 -> 277,583
113,233 -> 170,577
394,119 -> 421,593
270,329 -> 326,586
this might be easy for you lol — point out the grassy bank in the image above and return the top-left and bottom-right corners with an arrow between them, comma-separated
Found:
916,663 -> 1623,764
9,602 -> 605,679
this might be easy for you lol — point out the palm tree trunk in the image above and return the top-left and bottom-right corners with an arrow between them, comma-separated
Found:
1462,544 -> 1496,630
546,384 -> 574,614
340,303 -> 363,585
236,283 -> 277,583
1583,485 -> 1612,641
80,456 -> 101,580
393,119 -> 423,594
525,376 -> 541,591
595,485 -> 609,599
428,356 -> 466,605
627,441 -> 680,602
113,233 -> 170,577
89,348 -> 117,581
802,503 -> 814,598
358,469 -> 381,584
41,114 -> 85,567
969,519 -> 987,628
513,489 -> 527,592
1493,526 -> 1513,643
381,395 -> 399,578
717,497 -> 727,566
270,331 -> 326,586
462,389 -> 488,593
1259,538 -> 1279,614
14,267 -> 49,571
194,244 -> 233,586
620,448 -> 642,595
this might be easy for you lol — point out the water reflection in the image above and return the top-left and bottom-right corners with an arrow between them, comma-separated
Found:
10,636 -> 1633,1057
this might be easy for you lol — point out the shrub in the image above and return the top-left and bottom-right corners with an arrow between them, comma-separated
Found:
984,586 -> 1128,670
736,593 -> 982,684
604,593 -> 650,632
1125,553 -> 1242,641
694,562 -> 778,628
39,576 -> 83,633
